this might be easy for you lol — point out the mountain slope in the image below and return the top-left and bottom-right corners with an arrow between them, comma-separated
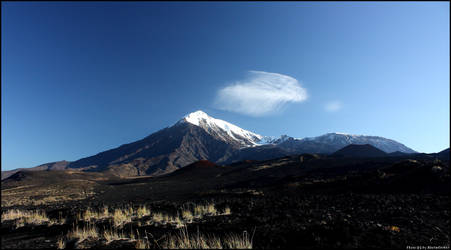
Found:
218,144 -> 292,164
436,148 -> 449,161
331,144 -> 388,158
67,121 -> 236,176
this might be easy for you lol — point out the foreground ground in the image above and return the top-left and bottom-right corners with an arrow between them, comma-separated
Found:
1,154 -> 450,249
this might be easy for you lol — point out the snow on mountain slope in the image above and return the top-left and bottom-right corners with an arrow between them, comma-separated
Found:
299,132 -> 416,153
176,112 -> 416,153
178,111 -> 264,147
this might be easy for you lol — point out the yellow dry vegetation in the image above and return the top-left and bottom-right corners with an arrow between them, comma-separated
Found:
67,223 -> 99,242
164,227 -> 252,249
0,209 -> 66,228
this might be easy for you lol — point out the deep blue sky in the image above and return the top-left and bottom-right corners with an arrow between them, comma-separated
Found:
2,2 -> 449,170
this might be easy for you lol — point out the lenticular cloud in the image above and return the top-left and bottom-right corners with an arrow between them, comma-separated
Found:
214,71 -> 307,116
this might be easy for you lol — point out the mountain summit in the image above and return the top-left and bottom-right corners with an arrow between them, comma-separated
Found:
177,110 -> 263,147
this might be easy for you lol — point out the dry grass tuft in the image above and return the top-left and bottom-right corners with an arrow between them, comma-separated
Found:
223,231 -> 253,249
194,205 -> 203,217
193,203 -> 218,218
2,209 -> 49,222
163,227 -> 253,249
135,239 -> 150,249
223,206 -> 231,215
181,210 -> 194,222
80,206 -> 110,221
148,212 -> 185,228
113,208 -> 131,227
102,205 -> 110,217
83,208 -> 96,221
103,226 -> 128,243
152,212 -> 164,223
137,206 -> 150,218
172,214 -> 186,228
67,223 -> 99,242
57,237 -> 66,249
206,204 -> 217,215
1,209 -> 51,228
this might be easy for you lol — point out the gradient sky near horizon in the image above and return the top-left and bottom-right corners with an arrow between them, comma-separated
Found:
2,2 -> 449,170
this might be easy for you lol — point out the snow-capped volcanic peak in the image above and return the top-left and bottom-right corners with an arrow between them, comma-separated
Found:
181,110 -> 263,147
183,110 -> 210,126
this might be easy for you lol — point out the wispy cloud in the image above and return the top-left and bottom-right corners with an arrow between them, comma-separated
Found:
214,71 -> 307,116
325,101 -> 342,112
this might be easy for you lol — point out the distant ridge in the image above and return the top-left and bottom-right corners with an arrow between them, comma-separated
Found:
2,111 -> 418,177
436,148 -> 450,160
388,151 -> 409,156
1,160 -> 70,180
331,144 -> 388,158
438,148 -> 449,155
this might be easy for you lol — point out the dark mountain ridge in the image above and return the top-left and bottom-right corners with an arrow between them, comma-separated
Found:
1,160 -> 70,180
331,144 -> 388,158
